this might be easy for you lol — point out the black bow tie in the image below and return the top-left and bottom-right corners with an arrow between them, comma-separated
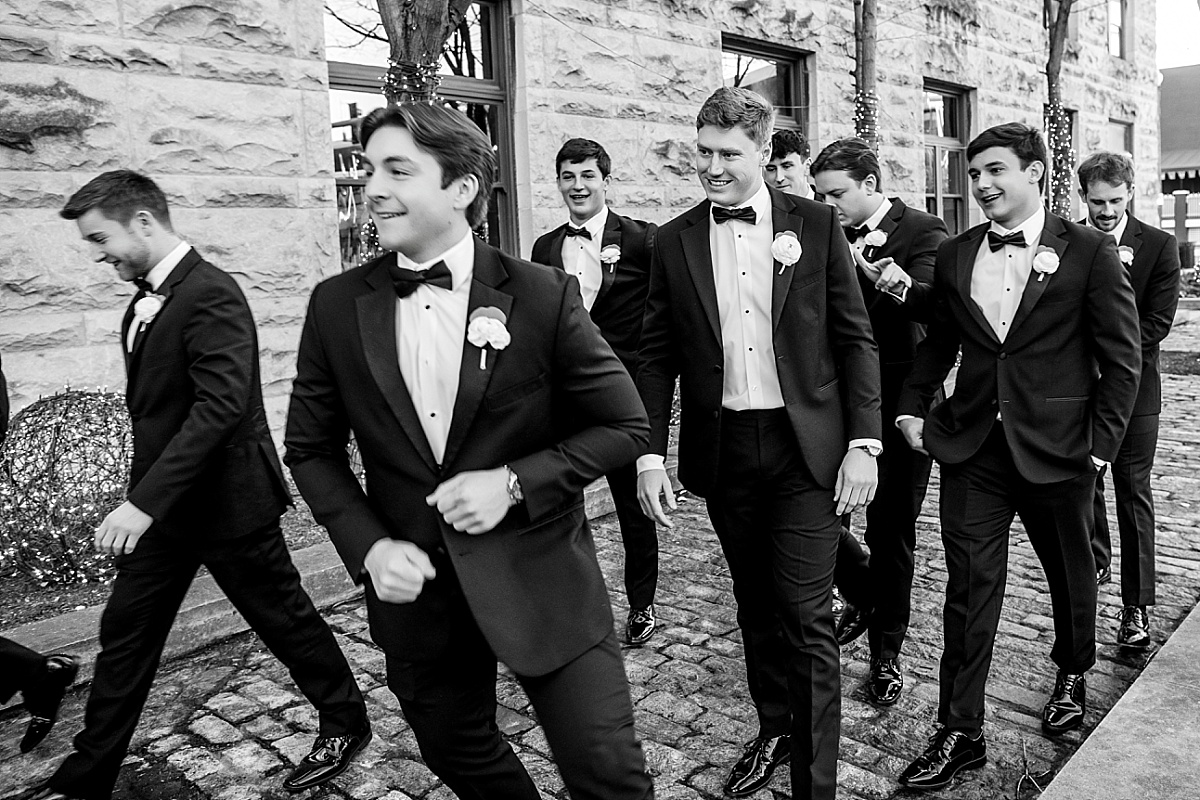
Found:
564,225 -> 592,239
847,225 -> 871,242
133,277 -> 153,293
987,230 -> 1027,252
390,260 -> 453,298
712,206 -> 757,225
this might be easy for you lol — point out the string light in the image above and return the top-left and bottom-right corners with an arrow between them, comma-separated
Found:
1045,101 -> 1076,218
854,90 -> 881,149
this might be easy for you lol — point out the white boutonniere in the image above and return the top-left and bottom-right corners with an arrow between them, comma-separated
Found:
600,244 -> 621,272
1032,246 -> 1060,282
133,294 -> 165,327
771,231 -> 802,275
1117,245 -> 1134,265
466,306 -> 510,369
863,229 -> 888,248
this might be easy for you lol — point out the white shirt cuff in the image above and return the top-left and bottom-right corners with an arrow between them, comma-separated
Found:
848,438 -> 883,453
637,454 -> 666,474
1091,455 -> 1108,470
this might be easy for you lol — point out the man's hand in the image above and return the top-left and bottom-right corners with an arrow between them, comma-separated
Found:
427,468 -> 510,534
364,539 -> 437,603
94,500 -> 154,555
637,468 -> 676,528
834,449 -> 878,516
851,248 -> 892,283
873,261 -> 911,298
898,417 -> 928,455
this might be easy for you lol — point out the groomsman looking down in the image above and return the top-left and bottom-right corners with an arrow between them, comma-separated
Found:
637,86 -> 882,800
810,137 -> 948,705
896,124 -> 1141,791
1078,151 -> 1180,649
530,138 -> 660,646
764,129 -> 814,199
284,104 -> 654,800
38,171 -> 370,800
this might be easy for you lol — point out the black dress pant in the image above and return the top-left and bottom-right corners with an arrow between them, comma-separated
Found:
49,522 -> 367,800
386,604 -> 652,800
705,409 -> 840,800
0,636 -> 46,703
1092,413 -> 1159,607
937,424 -> 1097,735
606,459 -> 659,610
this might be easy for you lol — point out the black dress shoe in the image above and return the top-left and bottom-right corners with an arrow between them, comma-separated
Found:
20,654 -> 79,753
898,727 -> 986,790
626,604 -> 656,646
282,725 -> 372,793
1042,671 -> 1086,735
835,602 -> 870,646
24,788 -> 83,800
1117,605 -> 1151,648
1096,565 -> 1111,585
867,657 -> 903,705
724,734 -> 790,796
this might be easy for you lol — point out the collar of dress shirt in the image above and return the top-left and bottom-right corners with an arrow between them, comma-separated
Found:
1088,212 -> 1129,243
712,182 -> 772,225
567,205 -> 609,239
142,241 -> 191,292
989,203 -> 1046,246
860,195 -> 890,232
394,230 -> 475,292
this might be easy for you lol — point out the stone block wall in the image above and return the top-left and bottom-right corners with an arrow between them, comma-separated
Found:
0,0 -> 336,431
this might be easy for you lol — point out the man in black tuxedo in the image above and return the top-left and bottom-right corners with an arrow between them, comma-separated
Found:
810,138 -> 947,705
1078,151 -> 1180,649
530,137 -> 660,645
764,129 -> 814,200
1,350 -> 7,445
284,105 -> 653,800
35,171 -> 369,800
637,87 -> 881,800
896,124 -> 1140,790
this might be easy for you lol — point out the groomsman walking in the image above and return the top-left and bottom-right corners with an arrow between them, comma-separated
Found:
36,171 -> 370,800
1079,151 -> 1180,648
285,104 -> 653,800
896,124 -> 1140,790
637,87 -> 881,800
531,138 -> 660,645
810,137 -> 948,705
764,129 -> 814,199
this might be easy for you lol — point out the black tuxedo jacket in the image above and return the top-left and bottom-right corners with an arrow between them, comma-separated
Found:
898,213 -> 1141,483
637,187 -> 882,496
0,351 -> 8,445
530,210 -> 656,374
122,249 -> 289,537
284,239 -> 649,676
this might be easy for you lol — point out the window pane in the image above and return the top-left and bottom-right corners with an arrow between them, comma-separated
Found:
325,1 -> 496,77
926,197 -> 938,217
925,146 -> 938,194
1108,0 -> 1124,57
923,91 -> 959,139
942,198 -> 963,236
946,150 -> 965,194
1105,120 -> 1132,156
442,3 -> 493,80
722,51 -> 792,109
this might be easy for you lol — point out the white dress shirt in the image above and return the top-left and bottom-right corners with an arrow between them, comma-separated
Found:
970,205 -> 1045,343
395,231 -> 474,464
851,196 -> 909,303
560,206 -> 607,312
126,240 -> 191,352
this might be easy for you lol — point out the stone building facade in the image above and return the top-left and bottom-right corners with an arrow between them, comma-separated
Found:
1,0 -> 1160,429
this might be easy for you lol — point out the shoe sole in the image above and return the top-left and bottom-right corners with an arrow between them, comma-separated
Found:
1041,718 -> 1083,737
283,730 -> 373,793
900,754 -> 986,790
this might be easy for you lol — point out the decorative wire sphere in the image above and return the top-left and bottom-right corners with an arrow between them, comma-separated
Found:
0,389 -> 131,585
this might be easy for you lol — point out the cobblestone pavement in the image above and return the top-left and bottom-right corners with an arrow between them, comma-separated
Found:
3,322 -> 1199,800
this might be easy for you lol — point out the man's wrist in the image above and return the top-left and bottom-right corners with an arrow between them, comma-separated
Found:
848,438 -> 882,457
636,454 -> 666,474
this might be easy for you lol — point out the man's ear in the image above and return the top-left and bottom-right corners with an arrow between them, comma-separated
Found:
451,174 -> 481,213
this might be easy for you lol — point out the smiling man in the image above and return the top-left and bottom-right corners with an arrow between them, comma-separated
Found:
530,138 -> 660,646
636,87 -> 881,800
764,129 -> 813,199
895,123 -> 1141,790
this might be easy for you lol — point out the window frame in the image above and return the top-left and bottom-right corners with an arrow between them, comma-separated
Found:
922,81 -> 971,235
720,33 -> 814,140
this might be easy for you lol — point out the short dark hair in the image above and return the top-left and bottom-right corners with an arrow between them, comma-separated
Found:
60,170 -> 173,228
810,137 -> 881,188
360,104 -> 496,228
967,122 -> 1048,192
696,87 -> 774,148
770,129 -> 810,161
555,138 -> 611,178
1077,151 -> 1135,193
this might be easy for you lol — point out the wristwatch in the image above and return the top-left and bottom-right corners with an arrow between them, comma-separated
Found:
852,443 -> 882,458
504,465 -> 524,506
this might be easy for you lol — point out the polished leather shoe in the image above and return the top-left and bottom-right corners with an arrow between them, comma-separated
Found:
1096,565 -> 1111,585
626,604 -> 656,646
1042,671 -> 1086,735
867,657 -> 904,705
724,734 -> 790,796
1117,605 -> 1151,649
282,726 -> 372,793
20,654 -> 79,753
898,727 -> 986,790
835,601 -> 870,646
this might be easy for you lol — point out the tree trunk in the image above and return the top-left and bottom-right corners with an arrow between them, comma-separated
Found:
1045,0 -> 1076,217
854,0 -> 880,151
375,0 -> 474,103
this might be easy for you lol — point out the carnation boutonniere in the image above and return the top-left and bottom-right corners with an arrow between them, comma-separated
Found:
1032,246 -> 1060,282
599,244 -> 621,273
771,231 -> 802,275
466,306 -> 510,369
863,229 -> 888,248
1117,245 -> 1134,265
133,294 -> 165,327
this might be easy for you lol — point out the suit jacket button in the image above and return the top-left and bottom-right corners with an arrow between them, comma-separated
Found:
713,365 -> 722,373
998,352 -> 1007,360
712,410 -> 720,419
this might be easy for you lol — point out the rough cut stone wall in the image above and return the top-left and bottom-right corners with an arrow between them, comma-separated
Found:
517,0 -> 1159,245
0,0 -> 336,431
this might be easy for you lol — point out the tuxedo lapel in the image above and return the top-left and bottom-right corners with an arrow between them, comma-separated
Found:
356,253 -> 439,472
955,228 -> 1000,344
770,194 -> 802,331
126,251 -> 193,388
121,294 -> 138,372
862,199 -> 901,262
593,211 -> 622,308
1007,215 -> 1067,337
442,239 -> 512,469
680,208 -> 722,345
1121,214 -> 1144,261
545,226 -> 567,270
